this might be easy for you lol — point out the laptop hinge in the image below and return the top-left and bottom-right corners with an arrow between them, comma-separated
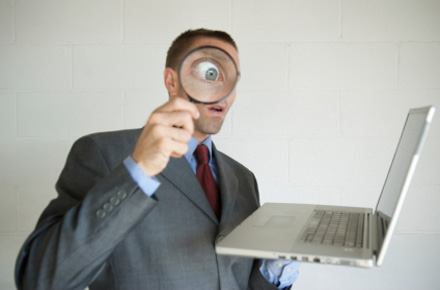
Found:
371,212 -> 386,258
371,213 -> 379,255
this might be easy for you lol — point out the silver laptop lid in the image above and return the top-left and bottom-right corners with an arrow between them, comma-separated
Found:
375,106 -> 435,265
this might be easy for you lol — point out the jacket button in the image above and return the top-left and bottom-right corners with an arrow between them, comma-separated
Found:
96,209 -> 106,219
117,190 -> 127,199
103,202 -> 113,212
110,196 -> 120,206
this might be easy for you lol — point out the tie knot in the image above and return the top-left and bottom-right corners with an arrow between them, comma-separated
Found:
194,144 -> 210,165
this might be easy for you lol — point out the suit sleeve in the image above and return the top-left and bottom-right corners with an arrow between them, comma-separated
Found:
15,135 -> 158,290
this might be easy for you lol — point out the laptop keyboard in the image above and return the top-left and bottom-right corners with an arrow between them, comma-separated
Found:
299,210 -> 365,248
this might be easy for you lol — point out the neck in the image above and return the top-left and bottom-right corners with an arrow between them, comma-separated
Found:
193,132 -> 210,143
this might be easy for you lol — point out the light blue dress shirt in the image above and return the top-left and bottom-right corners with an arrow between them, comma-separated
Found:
123,136 -> 300,288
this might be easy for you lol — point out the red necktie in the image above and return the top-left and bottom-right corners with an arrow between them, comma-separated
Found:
194,145 -> 221,219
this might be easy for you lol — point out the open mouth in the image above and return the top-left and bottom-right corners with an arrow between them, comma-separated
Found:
209,105 -> 225,112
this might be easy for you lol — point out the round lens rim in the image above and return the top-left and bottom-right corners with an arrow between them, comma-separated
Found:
178,45 -> 239,105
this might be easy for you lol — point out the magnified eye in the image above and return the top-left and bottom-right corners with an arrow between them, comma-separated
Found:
194,61 -> 221,82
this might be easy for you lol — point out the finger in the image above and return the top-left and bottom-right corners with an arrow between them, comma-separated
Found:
169,126 -> 193,143
149,111 -> 194,133
153,136 -> 189,159
156,97 -> 200,119
151,124 -> 192,144
133,136 -> 188,177
169,140 -> 190,158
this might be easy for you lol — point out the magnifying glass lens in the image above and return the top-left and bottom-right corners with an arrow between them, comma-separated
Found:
179,46 -> 238,104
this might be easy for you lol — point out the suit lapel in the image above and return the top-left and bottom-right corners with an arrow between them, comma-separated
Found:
159,143 -> 240,226
212,144 -> 239,227
160,156 -> 219,224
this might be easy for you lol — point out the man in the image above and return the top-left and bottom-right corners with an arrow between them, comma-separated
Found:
15,29 -> 299,290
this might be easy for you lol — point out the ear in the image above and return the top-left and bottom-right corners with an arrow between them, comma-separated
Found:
164,67 -> 179,96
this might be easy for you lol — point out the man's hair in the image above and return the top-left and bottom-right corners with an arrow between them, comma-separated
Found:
166,28 -> 238,70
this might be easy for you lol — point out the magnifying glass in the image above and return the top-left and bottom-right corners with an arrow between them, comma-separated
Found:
178,46 -> 239,105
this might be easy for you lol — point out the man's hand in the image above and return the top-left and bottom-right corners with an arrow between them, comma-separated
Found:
131,97 -> 199,177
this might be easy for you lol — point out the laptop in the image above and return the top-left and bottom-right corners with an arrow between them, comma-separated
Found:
216,106 -> 436,268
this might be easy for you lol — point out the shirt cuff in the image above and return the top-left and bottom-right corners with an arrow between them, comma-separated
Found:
123,156 -> 161,197
260,259 -> 301,289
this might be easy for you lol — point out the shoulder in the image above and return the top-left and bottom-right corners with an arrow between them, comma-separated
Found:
214,147 -> 255,179
68,128 -> 142,169
216,150 -> 249,171
76,128 -> 142,146
72,128 -> 142,153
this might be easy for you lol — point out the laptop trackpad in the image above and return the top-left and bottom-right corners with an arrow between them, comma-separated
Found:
253,215 -> 296,228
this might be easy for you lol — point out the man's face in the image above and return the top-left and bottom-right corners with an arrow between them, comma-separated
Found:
171,37 -> 240,142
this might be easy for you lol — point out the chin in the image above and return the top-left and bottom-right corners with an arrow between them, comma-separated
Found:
197,125 -> 223,136
195,119 -> 225,134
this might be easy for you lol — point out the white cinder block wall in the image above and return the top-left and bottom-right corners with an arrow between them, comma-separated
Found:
1,0 -> 439,289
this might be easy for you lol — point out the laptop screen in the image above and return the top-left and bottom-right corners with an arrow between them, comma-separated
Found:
375,108 -> 432,219
374,107 -> 434,265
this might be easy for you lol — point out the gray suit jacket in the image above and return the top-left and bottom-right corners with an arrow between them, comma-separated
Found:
15,128 -> 279,290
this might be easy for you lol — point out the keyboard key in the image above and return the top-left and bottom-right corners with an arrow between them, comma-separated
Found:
299,210 -> 365,248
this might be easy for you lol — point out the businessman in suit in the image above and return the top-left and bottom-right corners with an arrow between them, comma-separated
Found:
15,29 -> 299,290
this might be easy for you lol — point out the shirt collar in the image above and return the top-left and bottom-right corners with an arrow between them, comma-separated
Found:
184,136 -> 213,164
